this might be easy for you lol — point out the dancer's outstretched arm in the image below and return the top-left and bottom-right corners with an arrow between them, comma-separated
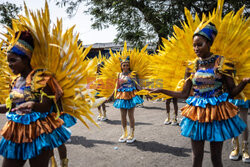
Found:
149,79 -> 193,99
0,104 -> 7,113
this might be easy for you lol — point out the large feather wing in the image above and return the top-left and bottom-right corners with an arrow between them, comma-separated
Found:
147,0 -> 250,99
97,42 -> 152,98
1,1 -> 98,128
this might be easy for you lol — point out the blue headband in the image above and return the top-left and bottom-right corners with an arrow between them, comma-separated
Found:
119,56 -> 130,64
8,39 -> 34,59
194,24 -> 217,44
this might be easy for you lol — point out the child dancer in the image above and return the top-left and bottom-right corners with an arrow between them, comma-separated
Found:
164,98 -> 178,125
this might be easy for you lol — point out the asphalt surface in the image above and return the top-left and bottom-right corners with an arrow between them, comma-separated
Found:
0,100 -> 249,167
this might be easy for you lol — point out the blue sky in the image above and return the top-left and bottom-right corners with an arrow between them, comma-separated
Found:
1,0 -> 117,45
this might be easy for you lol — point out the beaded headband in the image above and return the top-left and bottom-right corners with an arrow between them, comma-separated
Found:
194,23 -> 217,45
8,31 -> 34,59
119,56 -> 130,64
9,39 -> 33,59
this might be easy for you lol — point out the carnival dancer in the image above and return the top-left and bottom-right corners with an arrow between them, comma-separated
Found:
0,31 -> 71,167
98,43 -> 152,143
137,0 -> 250,166
228,99 -> 250,163
164,98 -> 178,125
149,22 -> 248,167
112,56 -> 143,143
50,113 -> 77,167
96,62 -> 108,121
0,2 -> 98,167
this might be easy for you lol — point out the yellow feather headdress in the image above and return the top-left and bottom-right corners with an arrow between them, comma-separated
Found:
0,1 -> 98,128
141,0 -> 250,100
96,42 -> 153,98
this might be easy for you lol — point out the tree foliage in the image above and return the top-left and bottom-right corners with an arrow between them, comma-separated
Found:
56,0 -> 250,48
0,2 -> 22,28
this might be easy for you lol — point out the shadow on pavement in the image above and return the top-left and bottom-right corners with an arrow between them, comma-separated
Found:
68,136 -> 115,148
127,140 -> 191,157
105,119 -> 152,126
142,106 -> 165,111
104,119 -> 120,125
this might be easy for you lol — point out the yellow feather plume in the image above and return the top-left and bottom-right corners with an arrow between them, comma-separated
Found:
0,42 -> 12,104
0,1 -> 98,128
97,42 -> 153,98
148,0 -> 250,99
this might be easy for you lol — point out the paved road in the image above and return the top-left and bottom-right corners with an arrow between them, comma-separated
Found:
0,100 -> 249,167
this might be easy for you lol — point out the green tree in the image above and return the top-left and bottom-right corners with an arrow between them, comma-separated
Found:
56,0 -> 249,48
0,2 -> 22,28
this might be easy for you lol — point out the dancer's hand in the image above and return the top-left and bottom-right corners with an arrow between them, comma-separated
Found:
106,96 -> 113,102
11,101 -> 35,113
145,95 -> 152,100
242,78 -> 250,84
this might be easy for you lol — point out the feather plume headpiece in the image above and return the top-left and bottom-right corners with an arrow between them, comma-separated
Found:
119,56 -> 130,64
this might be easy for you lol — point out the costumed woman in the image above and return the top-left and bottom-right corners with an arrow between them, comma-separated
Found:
0,31 -> 71,167
49,113 -> 77,166
0,2 -> 98,167
98,43 -> 152,143
96,61 -> 108,121
139,0 -> 250,166
149,23 -> 248,167
112,56 -> 143,143
164,98 -> 178,125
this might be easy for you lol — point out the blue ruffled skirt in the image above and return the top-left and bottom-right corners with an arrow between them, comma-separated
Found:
0,126 -> 71,160
228,99 -> 249,108
60,113 -> 77,128
0,107 -> 71,160
180,116 -> 246,141
114,95 -> 143,109
180,93 -> 246,141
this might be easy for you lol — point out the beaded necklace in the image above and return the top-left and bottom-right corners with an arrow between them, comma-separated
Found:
197,54 -> 217,65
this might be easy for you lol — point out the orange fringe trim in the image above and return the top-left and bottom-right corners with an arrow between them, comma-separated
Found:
1,112 -> 64,143
116,90 -> 137,100
181,101 -> 238,123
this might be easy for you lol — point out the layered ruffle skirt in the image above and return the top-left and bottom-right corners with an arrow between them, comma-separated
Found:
228,99 -> 249,109
59,113 -> 77,128
113,87 -> 143,109
180,93 -> 246,141
0,107 -> 71,160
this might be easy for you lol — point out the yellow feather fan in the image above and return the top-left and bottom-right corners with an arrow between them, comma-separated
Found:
97,42 -> 153,98
0,42 -> 12,104
0,2 -> 98,128
143,0 -> 250,99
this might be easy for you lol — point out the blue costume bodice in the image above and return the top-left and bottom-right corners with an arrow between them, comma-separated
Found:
117,73 -> 136,91
186,55 -> 228,108
191,55 -> 223,98
192,67 -> 223,98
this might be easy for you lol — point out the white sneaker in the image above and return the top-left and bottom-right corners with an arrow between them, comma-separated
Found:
97,115 -> 102,121
242,141 -> 250,163
67,138 -> 72,143
164,118 -> 171,125
229,152 -> 240,160
171,119 -> 178,126
101,116 -> 107,121
118,135 -> 127,143
137,104 -> 144,108
126,137 -> 136,143
229,138 -> 240,160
